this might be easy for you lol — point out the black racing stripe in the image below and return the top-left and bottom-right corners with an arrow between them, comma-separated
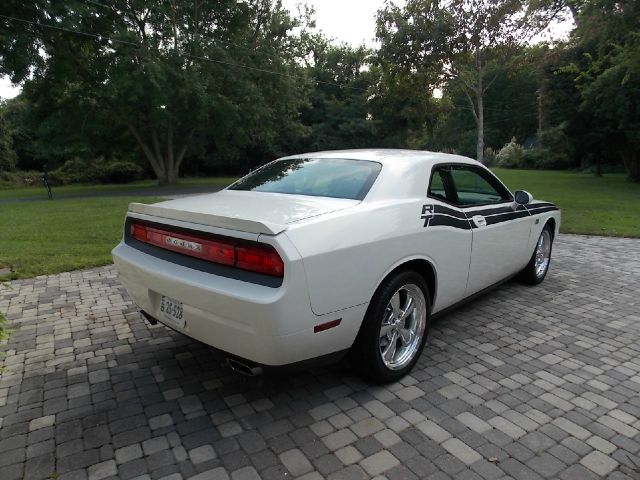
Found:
484,210 -> 531,226
429,214 -> 472,230
465,204 -> 529,217
526,202 -> 556,210
527,206 -> 558,215
433,204 -> 468,220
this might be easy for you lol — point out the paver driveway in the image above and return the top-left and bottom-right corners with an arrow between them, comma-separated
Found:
1,234 -> 639,480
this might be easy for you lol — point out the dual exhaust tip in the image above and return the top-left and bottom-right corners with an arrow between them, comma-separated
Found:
226,357 -> 263,376
140,310 -> 263,376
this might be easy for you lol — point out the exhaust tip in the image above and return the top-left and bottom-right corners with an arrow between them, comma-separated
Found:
227,358 -> 263,377
140,310 -> 158,325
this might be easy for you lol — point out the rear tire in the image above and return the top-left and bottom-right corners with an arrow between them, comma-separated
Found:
519,224 -> 554,285
351,270 -> 430,383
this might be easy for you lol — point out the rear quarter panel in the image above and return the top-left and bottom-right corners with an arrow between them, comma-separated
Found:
285,200 -> 472,316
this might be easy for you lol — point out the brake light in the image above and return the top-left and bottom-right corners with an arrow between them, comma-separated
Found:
236,244 -> 285,276
130,223 -> 284,277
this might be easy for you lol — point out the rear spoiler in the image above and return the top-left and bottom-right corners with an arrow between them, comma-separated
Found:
127,202 -> 287,235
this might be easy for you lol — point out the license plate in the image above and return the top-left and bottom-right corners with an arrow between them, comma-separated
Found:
160,296 -> 185,328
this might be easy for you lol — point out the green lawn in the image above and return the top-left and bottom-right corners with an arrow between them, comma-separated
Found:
0,197 -> 162,280
0,176 -> 236,201
493,169 -> 640,238
0,171 -> 637,281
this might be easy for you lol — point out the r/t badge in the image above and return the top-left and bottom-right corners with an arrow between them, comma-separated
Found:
421,205 -> 434,227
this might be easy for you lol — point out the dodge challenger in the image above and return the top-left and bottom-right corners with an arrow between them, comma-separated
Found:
112,149 -> 560,382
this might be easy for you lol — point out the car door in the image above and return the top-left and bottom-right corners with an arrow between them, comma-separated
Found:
424,167 -> 473,312
444,164 -> 533,296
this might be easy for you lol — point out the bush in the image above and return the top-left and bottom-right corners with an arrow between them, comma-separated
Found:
0,155 -> 16,172
49,158 -> 144,185
49,158 -> 105,185
101,161 -> 143,184
0,169 -> 43,187
522,148 -> 573,170
496,138 -> 525,168
483,147 -> 497,167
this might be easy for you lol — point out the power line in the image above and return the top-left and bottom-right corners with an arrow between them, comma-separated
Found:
0,13 -> 370,92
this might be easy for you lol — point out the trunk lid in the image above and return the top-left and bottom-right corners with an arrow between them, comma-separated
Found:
128,190 -> 360,235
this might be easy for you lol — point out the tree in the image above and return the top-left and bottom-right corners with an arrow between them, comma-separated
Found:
297,38 -> 376,152
0,100 -> 17,171
376,0 -> 530,163
573,0 -> 640,181
0,1 -> 310,184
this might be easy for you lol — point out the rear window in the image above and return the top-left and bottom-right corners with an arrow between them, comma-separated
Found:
229,158 -> 382,200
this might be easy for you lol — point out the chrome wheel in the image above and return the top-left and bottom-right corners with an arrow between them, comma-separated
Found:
534,229 -> 552,278
379,284 -> 427,371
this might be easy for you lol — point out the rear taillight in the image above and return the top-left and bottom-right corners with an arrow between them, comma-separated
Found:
130,223 -> 284,277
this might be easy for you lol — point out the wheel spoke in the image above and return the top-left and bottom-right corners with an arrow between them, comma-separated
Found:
398,328 -> 414,345
399,296 -> 415,321
382,330 -> 398,362
379,324 -> 394,339
389,292 -> 401,317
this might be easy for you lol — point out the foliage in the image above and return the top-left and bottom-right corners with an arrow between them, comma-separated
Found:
48,158 -> 144,185
376,0 -> 535,163
102,161 -> 144,184
0,169 -> 42,187
296,40 -> 375,152
0,0 -> 640,184
496,137 -> 526,168
0,101 -> 17,171
0,0 -> 312,184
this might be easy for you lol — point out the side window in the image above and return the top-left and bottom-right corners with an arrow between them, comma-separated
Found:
449,166 -> 512,206
428,170 -> 448,201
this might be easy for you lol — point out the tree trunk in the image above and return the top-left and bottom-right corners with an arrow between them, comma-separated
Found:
476,91 -> 484,164
127,123 -> 191,186
623,153 -> 640,182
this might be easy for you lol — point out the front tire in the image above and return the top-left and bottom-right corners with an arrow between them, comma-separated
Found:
519,224 -> 554,285
351,270 -> 430,383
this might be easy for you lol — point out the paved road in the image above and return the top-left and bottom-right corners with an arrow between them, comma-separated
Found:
0,235 -> 639,480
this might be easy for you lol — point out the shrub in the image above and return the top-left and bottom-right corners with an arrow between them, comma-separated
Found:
0,169 -> 43,186
49,158 -> 144,185
101,161 -> 144,184
537,126 -> 576,169
483,147 -> 497,167
496,138 -> 525,168
522,148 -> 573,170
0,155 -> 16,172
49,158 -> 106,184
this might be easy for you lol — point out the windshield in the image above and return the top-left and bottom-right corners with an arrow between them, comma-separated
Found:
228,158 -> 382,200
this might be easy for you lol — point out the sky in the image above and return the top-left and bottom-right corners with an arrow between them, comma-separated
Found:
0,0 -> 573,100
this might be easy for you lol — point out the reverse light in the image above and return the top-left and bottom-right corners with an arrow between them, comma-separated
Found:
130,223 -> 284,277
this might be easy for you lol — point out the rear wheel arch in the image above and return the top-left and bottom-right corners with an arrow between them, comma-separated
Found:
371,258 -> 437,311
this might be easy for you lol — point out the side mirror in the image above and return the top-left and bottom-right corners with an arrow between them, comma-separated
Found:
514,190 -> 533,205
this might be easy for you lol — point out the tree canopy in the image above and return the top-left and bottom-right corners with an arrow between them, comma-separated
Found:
1,0 -> 639,182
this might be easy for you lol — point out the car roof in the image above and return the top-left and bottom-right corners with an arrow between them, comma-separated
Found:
283,149 -> 482,168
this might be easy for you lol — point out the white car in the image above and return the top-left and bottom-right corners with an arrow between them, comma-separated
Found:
112,149 -> 560,382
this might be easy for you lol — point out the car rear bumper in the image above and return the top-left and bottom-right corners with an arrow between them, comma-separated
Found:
112,242 -> 366,366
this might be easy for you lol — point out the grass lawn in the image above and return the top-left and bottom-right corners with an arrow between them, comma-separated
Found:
0,176 -> 236,201
493,169 -> 640,238
0,196 -> 162,280
0,170 -> 637,281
